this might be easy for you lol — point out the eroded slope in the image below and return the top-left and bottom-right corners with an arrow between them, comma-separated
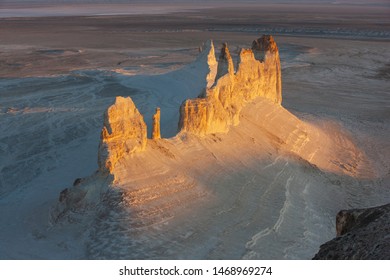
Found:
52,35 -> 376,259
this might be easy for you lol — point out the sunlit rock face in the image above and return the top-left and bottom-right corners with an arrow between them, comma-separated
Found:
179,35 -> 282,136
51,34 -> 376,259
202,40 -> 218,89
152,107 -> 161,140
193,39 -> 218,89
251,35 -> 282,103
98,96 -> 147,173
313,203 -> 390,259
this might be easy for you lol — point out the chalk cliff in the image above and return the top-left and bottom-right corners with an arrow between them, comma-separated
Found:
97,35 -> 282,171
97,96 -> 147,173
178,35 -> 282,136
52,35 -> 375,260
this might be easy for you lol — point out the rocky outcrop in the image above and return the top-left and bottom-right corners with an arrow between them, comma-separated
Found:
152,107 -> 161,140
54,35 -> 285,219
197,39 -> 218,89
98,96 -> 147,173
178,35 -> 282,136
313,203 -> 390,259
99,36 -> 282,168
52,97 -> 147,220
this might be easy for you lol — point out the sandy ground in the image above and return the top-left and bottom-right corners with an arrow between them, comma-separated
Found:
0,5 -> 389,259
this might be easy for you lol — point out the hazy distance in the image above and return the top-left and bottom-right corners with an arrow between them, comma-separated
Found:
1,0 -> 389,5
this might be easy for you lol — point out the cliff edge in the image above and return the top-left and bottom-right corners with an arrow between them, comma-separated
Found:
49,35 -> 378,260
178,35 -> 282,136
98,96 -> 147,174
98,35 -> 282,172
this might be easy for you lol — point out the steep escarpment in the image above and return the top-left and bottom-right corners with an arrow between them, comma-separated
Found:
57,34 -> 371,204
98,96 -> 147,173
54,35 -> 286,219
98,35 -> 283,172
51,35 -> 376,260
179,35 -> 282,136
313,203 -> 390,259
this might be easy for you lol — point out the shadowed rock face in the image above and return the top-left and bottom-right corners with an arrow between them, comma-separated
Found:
252,35 -> 279,60
313,203 -> 390,260
98,96 -> 147,173
215,42 -> 234,81
179,34 -> 282,136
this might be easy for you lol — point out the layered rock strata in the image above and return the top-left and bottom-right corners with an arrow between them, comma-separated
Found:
313,203 -> 390,259
52,35 -> 375,257
98,96 -> 147,173
179,35 -> 282,136
98,35 -> 282,172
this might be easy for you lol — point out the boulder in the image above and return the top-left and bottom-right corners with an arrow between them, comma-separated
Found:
313,203 -> 390,259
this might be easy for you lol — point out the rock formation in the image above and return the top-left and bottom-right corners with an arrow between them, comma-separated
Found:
56,35 -> 287,212
178,35 -> 282,136
97,35 -> 282,172
313,203 -> 390,259
199,40 -> 218,89
98,96 -> 147,173
152,107 -> 161,140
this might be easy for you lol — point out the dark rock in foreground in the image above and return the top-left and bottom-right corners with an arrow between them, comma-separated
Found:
313,203 -> 390,260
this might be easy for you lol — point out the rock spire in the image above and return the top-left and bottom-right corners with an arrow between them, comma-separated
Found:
152,107 -> 161,140
215,42 -> 234,81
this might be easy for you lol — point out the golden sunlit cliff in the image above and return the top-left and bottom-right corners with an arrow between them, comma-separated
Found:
97,96 -> 147,173
53,35 -> 375,226
179,35 -> 282,136
98,35 -> 284,174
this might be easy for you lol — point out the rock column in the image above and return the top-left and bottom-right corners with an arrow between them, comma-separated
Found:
98,96 -> 147,173
152,107 -> 161,139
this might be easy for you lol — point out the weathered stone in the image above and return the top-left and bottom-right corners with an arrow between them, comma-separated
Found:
54,35 -> 286,221
215,42 -> 234,81
179,35 -> 282,136
313,203 -> 390,259
59,188 -> 68,203
205,40 -> 218,89
152,107 -> 161,140
98,96 -> 147,173
195,39 -> 218,89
